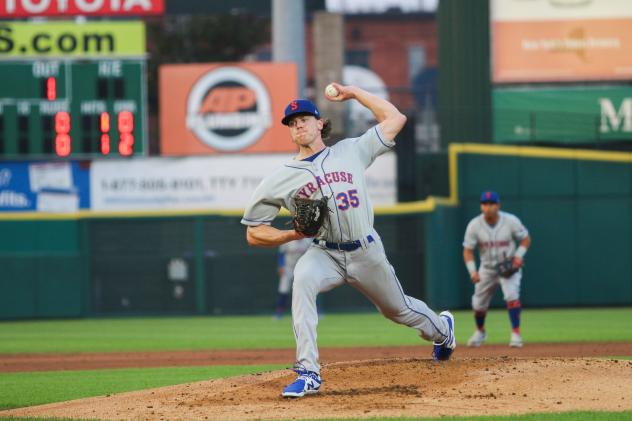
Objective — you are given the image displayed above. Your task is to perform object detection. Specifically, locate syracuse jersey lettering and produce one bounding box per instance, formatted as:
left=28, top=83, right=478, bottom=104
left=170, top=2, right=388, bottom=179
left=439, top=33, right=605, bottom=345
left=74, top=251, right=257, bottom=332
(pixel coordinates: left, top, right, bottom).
left=295, top=171, right=354, bottom=198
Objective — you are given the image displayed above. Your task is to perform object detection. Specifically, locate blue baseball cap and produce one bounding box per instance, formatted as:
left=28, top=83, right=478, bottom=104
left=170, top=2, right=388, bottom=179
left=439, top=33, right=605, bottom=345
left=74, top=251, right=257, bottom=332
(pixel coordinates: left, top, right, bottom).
left=281, top=99, right=321, bottom=125
left=480, top=191, right=500, bottom=203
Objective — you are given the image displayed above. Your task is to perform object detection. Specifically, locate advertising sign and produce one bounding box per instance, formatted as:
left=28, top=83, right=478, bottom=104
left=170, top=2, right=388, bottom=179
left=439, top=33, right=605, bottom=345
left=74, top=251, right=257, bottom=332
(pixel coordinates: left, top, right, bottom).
left=0, top=0, right=164, bottom=18
left=0, top=21, right=145, bottom=58
left=491, top=0, right=632, bottom=21
left=493, top=86, right=632, bottom=143
left=91, top=152, right=397, bottom=211
left=492, top=19, right=632, bottom=82
left=491, top=0, right=632, bottom=82
left=159, top=63, right=298, bottom=155
left=0, top=161, right=90, bottom=212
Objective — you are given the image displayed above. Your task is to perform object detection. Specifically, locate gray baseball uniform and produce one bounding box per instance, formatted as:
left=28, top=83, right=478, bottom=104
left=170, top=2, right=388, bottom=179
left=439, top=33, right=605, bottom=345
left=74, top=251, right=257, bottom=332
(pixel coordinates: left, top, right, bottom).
left=242, top=124, right=450, bottom=373
left=463, top=211, right=529, bottom=310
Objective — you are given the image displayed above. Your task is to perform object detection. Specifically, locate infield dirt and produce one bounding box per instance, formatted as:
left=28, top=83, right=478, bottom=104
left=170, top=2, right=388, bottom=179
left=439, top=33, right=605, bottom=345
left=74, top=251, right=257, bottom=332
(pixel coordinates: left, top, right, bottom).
left=2, top=344, right=632, bottom=420
left=2, top=342, right=632, bottom=372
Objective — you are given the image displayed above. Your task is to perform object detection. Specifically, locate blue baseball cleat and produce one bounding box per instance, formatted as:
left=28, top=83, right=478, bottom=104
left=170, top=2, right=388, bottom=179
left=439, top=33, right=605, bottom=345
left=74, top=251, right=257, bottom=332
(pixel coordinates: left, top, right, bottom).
left=432, top=311, right=456, bottom=361
left=282, top=367, right=322, bottom=398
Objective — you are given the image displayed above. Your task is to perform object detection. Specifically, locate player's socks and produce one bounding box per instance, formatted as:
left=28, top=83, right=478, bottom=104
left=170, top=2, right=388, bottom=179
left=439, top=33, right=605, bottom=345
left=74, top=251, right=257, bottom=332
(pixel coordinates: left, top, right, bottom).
left=474, top=310, right=486, bottom=331
left=275, top=293, right=289, bottom=317
left=506, top=299, right=521, bottom=331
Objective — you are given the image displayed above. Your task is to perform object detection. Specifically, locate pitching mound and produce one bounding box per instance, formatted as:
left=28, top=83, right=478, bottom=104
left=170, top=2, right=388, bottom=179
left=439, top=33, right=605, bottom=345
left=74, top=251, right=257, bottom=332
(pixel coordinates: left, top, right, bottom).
left=4, top=357, right=632, bottom=420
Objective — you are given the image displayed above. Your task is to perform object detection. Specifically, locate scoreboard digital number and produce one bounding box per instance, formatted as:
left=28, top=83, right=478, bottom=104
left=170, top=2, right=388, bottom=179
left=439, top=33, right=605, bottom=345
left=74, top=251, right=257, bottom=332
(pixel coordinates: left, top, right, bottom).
left=0, top=59, right=146, bottom=158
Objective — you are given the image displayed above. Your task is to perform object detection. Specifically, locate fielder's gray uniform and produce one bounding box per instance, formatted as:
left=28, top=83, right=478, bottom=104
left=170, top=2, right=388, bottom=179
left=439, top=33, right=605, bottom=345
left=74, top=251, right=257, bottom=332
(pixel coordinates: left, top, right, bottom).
left=278, top=238, right=312, bottom=294
left=463, top=211, right=529, bottom=310
left=242, top=125, right=450, bottom=373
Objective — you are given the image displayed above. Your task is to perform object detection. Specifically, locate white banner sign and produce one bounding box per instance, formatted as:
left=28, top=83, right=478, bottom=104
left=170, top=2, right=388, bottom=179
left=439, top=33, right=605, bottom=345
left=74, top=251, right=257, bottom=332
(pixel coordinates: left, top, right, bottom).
left=491, top=0, right=632, bottom=21
left=91, top=153, right=396, bottom=211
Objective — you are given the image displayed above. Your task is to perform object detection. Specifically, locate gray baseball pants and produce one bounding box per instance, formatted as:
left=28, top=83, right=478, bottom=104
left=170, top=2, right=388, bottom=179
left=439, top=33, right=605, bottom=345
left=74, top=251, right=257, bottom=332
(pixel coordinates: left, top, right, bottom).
left=472, top=268, right=521, bottom=311
left=291, top=230, right=450, bottom=373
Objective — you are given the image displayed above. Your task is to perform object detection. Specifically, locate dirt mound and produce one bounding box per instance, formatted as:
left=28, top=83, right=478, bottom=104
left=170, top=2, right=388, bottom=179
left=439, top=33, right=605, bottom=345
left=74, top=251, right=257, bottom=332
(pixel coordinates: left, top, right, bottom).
left=4, top=357, right=632, bottom=420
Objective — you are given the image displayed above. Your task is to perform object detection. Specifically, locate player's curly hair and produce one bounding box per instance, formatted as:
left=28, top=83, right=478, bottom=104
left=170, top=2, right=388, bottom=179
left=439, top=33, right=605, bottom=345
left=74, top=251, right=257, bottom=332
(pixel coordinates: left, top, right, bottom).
left=321, top=119, right=332, bottom=140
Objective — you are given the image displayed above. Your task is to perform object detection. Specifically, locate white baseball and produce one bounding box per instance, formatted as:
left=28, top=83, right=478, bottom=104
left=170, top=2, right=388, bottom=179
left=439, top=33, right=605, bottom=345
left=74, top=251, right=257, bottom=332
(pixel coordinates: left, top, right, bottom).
left=325, top=84, right=339, bottom=97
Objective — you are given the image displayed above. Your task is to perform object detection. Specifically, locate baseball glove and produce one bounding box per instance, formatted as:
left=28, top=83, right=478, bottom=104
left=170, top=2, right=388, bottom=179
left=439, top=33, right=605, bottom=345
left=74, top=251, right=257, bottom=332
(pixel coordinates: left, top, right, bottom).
left=292, top=196, right=328, bottom=236
left=496, top=258, right=518, bottom=278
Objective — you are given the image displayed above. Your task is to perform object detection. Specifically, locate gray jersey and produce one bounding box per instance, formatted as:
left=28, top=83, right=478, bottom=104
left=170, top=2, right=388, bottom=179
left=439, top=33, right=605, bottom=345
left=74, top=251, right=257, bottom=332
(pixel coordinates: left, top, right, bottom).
left=463, top=211, right=529, bottom=270
left=241, top=125, right=393, bottom=242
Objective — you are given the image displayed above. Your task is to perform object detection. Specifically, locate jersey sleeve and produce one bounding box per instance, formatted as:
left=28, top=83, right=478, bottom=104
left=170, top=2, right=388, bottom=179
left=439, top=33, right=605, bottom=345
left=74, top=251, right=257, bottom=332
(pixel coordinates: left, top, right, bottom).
left=342, top=124, right=395, bottom=168
left=509, top=215, right=529, bottom=241
left=462, top=220, right=478, bottom=250
left=241, top=177, right=283, bottom=226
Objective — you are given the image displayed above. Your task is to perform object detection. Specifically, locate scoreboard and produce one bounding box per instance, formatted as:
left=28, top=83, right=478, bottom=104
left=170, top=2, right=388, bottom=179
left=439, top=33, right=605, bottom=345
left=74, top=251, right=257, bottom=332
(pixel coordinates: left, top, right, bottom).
left=0, top=20, right=148, bottom=159
left=0, top=59, right=146, bottom=158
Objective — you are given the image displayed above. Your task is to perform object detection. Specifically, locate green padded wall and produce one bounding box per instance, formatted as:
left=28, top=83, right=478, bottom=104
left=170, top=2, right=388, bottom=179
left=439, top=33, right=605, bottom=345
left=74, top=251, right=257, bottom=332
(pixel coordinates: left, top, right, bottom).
left=0, top=220, right=85, bottom=319
left=1, top=147, right=630, bottom=320
left=83, top=213, right=427, bottom=317
left=90, top=218, right=198, bottom=315
left=424, top=205, right=464, bottom=309
left=448, top=151, right=632, bottom=309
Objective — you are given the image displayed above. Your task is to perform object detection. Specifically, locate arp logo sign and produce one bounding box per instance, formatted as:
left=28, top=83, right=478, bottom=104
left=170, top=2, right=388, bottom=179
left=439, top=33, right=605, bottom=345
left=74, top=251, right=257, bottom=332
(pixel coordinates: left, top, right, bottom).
left=160, top=63, right=297, bottom=155
left=186, top=67, right=271, bottom=151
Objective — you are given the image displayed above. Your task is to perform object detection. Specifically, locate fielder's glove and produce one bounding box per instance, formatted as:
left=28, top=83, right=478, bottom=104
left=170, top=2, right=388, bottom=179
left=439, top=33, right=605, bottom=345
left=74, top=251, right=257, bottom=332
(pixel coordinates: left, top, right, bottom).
left=496, top=258, right=519, bottom=278
left=292, top=196, right=328, bottom=237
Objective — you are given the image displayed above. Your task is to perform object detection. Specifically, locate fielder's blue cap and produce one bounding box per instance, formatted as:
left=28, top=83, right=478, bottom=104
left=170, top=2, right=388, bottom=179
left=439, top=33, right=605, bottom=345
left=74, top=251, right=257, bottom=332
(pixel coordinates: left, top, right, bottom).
left=480, top=191, right=500, bottom=203
left=281, top=99, right=321, bottom=125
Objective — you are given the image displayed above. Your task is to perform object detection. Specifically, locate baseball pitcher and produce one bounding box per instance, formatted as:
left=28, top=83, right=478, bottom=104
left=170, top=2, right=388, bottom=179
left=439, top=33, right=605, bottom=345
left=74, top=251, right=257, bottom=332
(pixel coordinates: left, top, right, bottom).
left=463, top=191, right=531, bottom=348
left=242, top=84, right=455, bottom=398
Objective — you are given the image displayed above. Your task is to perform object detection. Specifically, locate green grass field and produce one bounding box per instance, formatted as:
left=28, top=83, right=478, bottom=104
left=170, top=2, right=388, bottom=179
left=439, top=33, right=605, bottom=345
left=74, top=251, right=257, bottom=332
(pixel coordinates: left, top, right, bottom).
left=0, top=365, right=285, bottom=410
left=1, top=307, right=631, bottom=353
left=0, top=307, right=631, bottom=420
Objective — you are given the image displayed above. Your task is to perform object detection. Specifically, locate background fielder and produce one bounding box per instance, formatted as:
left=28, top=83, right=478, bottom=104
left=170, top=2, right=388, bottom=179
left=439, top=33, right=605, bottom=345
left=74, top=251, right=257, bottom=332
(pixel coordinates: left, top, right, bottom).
left=463, top=191, right=531, bottom=348
left=274, top=238, right=312, bottom=319
left=242, top=83, right=455, bottom=398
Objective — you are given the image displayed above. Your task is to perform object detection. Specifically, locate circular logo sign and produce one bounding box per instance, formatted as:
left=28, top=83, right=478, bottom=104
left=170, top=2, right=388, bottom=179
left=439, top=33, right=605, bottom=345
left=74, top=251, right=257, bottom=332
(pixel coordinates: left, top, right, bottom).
left=186, top=67, right=272, bottom=151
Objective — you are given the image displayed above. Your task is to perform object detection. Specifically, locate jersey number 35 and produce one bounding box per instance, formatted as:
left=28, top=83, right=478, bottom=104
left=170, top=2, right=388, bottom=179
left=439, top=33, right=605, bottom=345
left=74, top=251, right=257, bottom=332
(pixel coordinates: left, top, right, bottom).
left=336, top=189, right=360, bottom=210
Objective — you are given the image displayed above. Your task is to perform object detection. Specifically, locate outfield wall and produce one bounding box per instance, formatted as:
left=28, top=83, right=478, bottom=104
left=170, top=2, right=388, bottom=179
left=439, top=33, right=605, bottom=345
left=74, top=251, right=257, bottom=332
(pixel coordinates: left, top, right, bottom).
left=0, top=144, right=630, bottom=319
left=0, top=214, right=426, bottom=319
left=0, top=220, right=87, bottom=318
left=427, top=145, right=632, bottom=309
